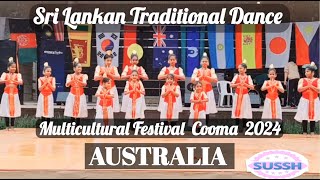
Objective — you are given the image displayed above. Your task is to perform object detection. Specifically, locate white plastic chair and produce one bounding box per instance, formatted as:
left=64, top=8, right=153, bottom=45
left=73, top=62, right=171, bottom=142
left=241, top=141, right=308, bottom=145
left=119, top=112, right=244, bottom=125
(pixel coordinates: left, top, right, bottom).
left=217, top=81, right=233, bottom=107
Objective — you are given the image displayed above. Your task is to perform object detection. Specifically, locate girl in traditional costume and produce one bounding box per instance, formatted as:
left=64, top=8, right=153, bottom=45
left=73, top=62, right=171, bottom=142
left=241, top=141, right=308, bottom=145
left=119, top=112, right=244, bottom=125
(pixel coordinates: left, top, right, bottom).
left=188, top=81, right=208, bottom=130
left=294, top=62, right=320, bottom=135
left=261, top=64, right=284, bottom=120
left=95, top=78, right=114, bottom=125
left=158, top=50, right=185, bottom=113
left=191, top=52, right=218, bottom=122
left=64, top=58, right=88, bottom=125
left=123, top=70, right=146, bottom=129
left=121, top=50, right=148, bottom=113
left=94, top=50, right=120, bottom=112
left=158, top=74, right=180, bottom=125
left=36, top=62, right=56, bottom=121
left=230, top=61, right=255, bottom=131
left=0, top=57, right=23, bottom=130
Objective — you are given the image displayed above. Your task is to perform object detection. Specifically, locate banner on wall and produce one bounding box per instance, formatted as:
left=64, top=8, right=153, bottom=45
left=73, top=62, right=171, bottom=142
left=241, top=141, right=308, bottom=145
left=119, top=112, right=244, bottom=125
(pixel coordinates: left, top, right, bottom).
left=152, top=25, right=179, bottom=69
left=67, top=24, right=92, bottom=67
left=96, top=24, right=121, bottom=67
left=235, top=24, right=262, bottom=69
left=38, top=39, right=66, bottom=101
left=9, top=19, right=37, bottom=64
left=295, top=22, right=319, bottom=66
left=122, top=25, right=137, bottom=70
left=265, top=23, right=292, bottom=68
left=208, top=25, right=235, bottom=69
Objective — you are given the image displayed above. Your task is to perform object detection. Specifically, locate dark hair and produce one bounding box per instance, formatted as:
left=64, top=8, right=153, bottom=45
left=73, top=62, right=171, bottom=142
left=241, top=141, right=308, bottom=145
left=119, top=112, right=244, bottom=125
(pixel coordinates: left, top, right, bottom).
left=305, top=65, right=317, bottom=72
left=73, top=59, right=81, bottom=68
left=131, top=53, right=138, bottom=60
left=43, top=65, right=51, bottom=73
left=7, top=61, right=16, bottom=69
left=168, top=53, right=176, bottom=60
left=166, top=73, right=175, bottom=80
left=239, top=63, right=247, bottom=69
left=131, top=70, right=138, bottom=75
left=104, top=52, right=113, bottom=60
left=268, top=68, right=277, bottom=74
left=102, top=77, right=110, bottom=83
left=193, top=81, right=202, bottom=91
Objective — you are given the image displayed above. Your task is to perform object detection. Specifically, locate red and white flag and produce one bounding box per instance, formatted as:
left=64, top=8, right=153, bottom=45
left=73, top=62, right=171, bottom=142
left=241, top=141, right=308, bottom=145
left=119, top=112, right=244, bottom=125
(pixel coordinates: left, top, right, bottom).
left=265, top=23, right=292, bottom=68
left=53, top=21, right=64, bottom=41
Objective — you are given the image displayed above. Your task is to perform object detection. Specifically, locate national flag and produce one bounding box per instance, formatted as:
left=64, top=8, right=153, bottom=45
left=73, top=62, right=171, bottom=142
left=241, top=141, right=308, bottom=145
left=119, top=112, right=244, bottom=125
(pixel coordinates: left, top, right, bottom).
left=235, top=24, right=262, bottom=69
left=185, top=26, right=201, bottom=77
left=295, top=22, right=320, bottom=66
left=53, top=21, right=64, bottom=41
left=96, top=24, right=120, bottom=67
left=265, top=23, right=292, bottom=68
left=122, top=25, right=137, bottom=70
left=152, top=25, right=179, bottom=69
left=208, top=25, right=235, bottom=69
left=9, top=19, right=37, bottom=64
left=38, top=39, right=66, bottom=101
left=67, top=24, right=92, bottom=67
left=0, top=17, right=7, bottom=40
left=35, top=22, right=55, bottom=41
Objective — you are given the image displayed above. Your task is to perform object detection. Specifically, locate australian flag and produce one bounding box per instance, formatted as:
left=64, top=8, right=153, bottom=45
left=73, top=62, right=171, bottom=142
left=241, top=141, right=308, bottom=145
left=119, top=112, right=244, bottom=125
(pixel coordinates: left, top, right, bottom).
left=153, top=25, right=179, bottom=69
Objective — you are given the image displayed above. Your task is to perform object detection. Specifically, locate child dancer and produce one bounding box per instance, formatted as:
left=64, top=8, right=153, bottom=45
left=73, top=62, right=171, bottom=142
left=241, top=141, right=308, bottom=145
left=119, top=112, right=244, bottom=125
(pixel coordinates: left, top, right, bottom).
left=123, top=70, right=146, bottom=129
left=158, top=74, right=180, bottom=125
left=230, top=61, right=255, bottom=132
left=0, top=57, right=23, bottom=130
left=36, top=62, right=56, bottom=121
left=158, top=50, right=185, bottom=113
left=261, top=64, right=284, bottom=120
left=188, top=81, right=208, bottom=131
left=64, top=58, right=88, bottom=125
left=191, top=52, right=218, bottom=122
left=95, top=78, right=114, bottom=125
left=94, top=51, right=120, bottom=112
left=121, top=50, right=148, bottom=113
left=294, top=62, right=320, bottom=135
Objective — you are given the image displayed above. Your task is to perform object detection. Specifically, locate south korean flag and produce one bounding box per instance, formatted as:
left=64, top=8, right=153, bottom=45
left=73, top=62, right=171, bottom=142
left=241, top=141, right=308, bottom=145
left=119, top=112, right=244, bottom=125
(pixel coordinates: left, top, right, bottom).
left=96, top=24, right=121, bottom=67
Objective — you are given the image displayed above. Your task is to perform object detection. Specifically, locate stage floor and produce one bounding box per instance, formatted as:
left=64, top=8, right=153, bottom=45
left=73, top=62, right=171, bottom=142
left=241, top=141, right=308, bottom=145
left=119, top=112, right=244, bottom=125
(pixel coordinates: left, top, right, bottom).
left=0, top=129, right=319, bottom=179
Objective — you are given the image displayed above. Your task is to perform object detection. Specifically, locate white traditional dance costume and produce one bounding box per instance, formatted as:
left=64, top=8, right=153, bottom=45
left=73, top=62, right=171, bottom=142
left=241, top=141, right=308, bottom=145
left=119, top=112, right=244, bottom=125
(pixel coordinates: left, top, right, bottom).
left=158, top=67, right=184, bottom=112
left=123, top=80, right=146, bottom=119
left=231, top=74, right=253, bottom=119
left=64, top=74, right=88, bottom=118
left=158, top=83, right=180, bottom=121
left=95, top=86, right=114, bottom=120
left=294, top=78, right=320, bottom=122
left=0, top=72, right=22, bottom=118
left=191, top=67, right=218, bottom=114
left=121, top=65, right=147, bottom=113
left=188, top=91, right=207, bottom=127
left=36, top=77, right=55, bottom=118
left=94, top=65, right=120, bottom=112
left=261, top=80, right=284, bottom=120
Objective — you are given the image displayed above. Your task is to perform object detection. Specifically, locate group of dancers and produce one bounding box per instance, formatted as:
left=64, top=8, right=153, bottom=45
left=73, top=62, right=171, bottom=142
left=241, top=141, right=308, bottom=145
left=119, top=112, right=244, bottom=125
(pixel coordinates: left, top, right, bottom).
left=0, top=50, right=319, bottom=135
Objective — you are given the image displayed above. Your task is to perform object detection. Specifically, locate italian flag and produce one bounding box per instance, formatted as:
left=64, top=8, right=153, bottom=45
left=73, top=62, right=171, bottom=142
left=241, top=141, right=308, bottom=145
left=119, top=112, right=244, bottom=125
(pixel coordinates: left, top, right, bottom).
left=235, top=24, right=262, bottom=69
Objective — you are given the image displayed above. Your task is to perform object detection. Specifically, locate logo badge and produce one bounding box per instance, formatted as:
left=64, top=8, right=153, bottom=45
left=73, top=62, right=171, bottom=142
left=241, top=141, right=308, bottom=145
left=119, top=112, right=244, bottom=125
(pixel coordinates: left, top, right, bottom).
left=246, top=150, right=308, bottom=179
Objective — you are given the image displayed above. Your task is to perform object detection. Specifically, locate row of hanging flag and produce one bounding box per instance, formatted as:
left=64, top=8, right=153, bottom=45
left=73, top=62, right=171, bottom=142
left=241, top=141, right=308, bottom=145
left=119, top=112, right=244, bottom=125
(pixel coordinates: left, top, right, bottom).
left=0, top=18, right=319, bottom=72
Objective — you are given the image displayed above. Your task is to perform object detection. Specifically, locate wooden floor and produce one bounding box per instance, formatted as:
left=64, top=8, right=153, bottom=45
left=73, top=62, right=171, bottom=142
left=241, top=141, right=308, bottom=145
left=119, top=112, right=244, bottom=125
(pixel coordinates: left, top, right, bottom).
left=0, top=128, right=319, bottom=179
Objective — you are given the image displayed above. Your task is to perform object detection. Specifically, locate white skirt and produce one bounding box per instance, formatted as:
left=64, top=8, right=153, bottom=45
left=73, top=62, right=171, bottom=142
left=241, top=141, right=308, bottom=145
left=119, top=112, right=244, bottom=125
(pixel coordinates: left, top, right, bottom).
left=188, top=110, right=206, bottom=127
left=158, top=100, right=180, bottom=121
left=205, top=90, right=218, bottom=114
left=294, top=97, right=320, bottom=122
left=261, top=97, right=282, bottom=120
left=64, top=93, right=88, bottom=118
left=0, top=93, right=21, bottom=118
left=123, top=96, right=146, bottom=119
left=231, top=94, right=252, bottom=119
left=95, top=105, right=114, bottom=119
left=96, top=86, right=120, bottom=113
left=36, top=94, right=54, bottom=118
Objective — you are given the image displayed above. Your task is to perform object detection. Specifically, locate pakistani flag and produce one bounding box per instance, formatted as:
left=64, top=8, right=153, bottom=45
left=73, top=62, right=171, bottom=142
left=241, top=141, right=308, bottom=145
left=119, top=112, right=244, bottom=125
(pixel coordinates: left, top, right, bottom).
left=96, top=24, right=121, bottom=67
